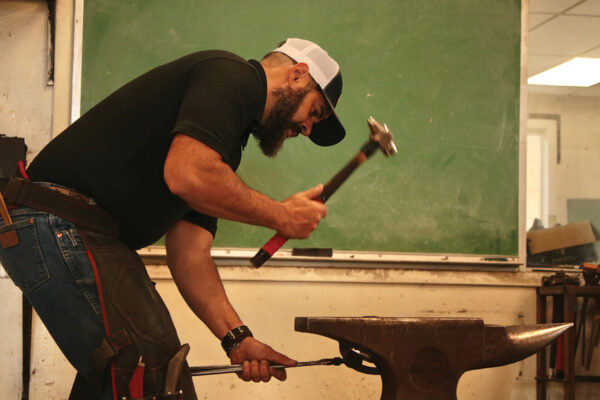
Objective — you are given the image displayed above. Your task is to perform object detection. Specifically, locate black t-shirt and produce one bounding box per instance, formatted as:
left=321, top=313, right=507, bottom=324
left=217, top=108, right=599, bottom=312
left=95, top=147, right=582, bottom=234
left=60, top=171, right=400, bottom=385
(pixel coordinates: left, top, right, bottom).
left=27, top=50, right=267, bottom=249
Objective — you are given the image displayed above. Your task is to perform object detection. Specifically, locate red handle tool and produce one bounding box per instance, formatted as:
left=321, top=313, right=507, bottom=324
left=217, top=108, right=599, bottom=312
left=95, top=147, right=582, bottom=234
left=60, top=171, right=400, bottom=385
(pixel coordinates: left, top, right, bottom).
left=250, top=140, right=380, bottom=267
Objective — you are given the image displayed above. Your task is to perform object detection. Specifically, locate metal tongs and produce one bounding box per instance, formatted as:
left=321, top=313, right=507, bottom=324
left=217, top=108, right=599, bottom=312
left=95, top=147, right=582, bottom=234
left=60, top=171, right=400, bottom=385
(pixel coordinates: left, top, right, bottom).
left=190, top=357, right=344, bottom=376
left=190, top=341, right=380, bottom=376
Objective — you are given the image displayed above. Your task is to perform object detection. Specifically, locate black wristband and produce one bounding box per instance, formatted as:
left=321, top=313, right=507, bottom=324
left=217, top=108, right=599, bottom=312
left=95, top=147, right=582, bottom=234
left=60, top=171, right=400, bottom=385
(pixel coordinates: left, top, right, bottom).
left=221, top=325, right=253, bottom=357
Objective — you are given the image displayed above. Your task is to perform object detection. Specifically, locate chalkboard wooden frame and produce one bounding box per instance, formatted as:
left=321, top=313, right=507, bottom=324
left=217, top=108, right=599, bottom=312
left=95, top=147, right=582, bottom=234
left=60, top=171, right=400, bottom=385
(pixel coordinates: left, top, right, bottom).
left=72, top=0, right=527, bottom=266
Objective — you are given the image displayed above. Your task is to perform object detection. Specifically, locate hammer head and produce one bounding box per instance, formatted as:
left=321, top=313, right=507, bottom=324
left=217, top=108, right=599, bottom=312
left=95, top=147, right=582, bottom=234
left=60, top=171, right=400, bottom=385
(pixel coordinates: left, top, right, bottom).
left=367, top=116, right=398, bottom=156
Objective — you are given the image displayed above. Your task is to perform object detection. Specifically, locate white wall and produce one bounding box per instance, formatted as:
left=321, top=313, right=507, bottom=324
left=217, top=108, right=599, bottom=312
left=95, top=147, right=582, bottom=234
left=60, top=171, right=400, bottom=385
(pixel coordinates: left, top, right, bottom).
left=528, top=94, right=600, bottom=226
left=1, top=2, right=54, bottom=399
left=0, top=0, right=53, bottom=159
left=0, top=279, right=23, bottom=400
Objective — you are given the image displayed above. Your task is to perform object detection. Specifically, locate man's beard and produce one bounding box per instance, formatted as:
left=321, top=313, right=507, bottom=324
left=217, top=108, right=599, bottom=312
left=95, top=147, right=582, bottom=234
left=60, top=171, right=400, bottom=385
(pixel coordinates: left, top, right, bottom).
left=252, top=86, right=311, bottom=157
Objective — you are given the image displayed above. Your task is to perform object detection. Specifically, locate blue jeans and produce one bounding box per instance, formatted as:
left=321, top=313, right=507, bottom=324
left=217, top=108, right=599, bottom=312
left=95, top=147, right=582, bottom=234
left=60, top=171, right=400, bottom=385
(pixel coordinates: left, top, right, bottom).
left=0, top=204, right=113, bottom=399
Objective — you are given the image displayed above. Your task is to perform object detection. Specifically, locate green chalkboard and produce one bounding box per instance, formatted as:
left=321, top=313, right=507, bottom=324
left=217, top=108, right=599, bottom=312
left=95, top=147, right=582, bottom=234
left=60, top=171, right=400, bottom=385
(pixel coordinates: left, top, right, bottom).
left=81, top=0, right=521, bottom=255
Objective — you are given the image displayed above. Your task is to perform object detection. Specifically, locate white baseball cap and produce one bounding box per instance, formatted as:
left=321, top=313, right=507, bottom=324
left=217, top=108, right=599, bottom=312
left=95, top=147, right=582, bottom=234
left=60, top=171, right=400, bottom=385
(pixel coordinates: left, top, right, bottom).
left=273, top=38, right=345, bottom=146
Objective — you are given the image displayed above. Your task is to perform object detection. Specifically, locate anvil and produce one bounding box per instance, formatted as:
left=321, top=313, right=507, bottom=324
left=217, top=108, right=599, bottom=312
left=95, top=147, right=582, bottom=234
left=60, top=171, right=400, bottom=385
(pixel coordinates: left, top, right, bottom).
left=295, top=317, right=572, bottom=400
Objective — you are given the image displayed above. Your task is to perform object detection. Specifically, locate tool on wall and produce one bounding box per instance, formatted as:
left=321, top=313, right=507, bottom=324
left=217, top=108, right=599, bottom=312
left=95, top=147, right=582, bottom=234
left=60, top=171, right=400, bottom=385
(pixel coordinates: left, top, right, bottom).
left=578, top=263, right=600, bottom=369
left=586, top=315, right=600, bottom=370
left=250, top=117, right=398, bottom=267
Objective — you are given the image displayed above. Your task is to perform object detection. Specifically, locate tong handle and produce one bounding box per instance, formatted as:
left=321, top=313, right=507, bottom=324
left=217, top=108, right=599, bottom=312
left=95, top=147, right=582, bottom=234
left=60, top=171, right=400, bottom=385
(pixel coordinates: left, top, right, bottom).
left=189, top=357, right=343, bottom=376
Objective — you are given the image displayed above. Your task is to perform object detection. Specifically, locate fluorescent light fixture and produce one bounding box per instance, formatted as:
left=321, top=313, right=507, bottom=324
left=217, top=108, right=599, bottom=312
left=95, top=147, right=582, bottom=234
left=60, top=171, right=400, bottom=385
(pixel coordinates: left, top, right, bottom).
left=528, top=57, right=600, bottom=87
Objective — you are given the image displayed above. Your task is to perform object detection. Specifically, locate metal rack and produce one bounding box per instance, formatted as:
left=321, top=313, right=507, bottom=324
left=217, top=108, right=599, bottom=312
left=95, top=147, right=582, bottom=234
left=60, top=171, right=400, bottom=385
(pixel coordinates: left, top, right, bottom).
left=536, top=285, right=600, bottom=400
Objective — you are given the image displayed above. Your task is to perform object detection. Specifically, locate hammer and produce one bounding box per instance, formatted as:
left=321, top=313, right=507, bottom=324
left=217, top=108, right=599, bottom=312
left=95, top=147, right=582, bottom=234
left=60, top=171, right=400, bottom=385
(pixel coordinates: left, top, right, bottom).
left=250, top=116, right=397, bottom=267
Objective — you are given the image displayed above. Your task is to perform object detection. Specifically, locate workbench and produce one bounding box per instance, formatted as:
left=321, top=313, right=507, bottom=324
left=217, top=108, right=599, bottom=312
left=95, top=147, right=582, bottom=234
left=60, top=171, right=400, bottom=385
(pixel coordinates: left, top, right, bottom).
left=536, top=285, right=600, bottom=400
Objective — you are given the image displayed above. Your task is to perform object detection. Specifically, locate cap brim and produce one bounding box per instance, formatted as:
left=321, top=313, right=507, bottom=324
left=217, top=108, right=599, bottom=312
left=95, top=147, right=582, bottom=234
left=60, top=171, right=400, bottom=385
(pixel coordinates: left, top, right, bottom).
left=309, top=95, right=346, bottom=146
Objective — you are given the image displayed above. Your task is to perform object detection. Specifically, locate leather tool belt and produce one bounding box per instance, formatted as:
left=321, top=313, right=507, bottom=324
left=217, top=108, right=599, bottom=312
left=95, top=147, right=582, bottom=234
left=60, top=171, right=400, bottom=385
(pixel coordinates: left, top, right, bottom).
left=79, top=229, right=197, bottom=400
left=0, top=177, right=118, bottom=238
left=1, top=177, right=196, bottom=399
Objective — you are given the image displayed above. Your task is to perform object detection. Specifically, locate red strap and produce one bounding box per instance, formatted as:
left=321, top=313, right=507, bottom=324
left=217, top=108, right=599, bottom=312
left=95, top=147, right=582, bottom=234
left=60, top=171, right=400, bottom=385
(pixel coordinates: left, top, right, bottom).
left=128, top=359, right=145, bottom=398
left=83, top=240, right=117, bottom=400
left=555, top=335, right=564, bottom=372
left=18, top=161, right=30, bottom=180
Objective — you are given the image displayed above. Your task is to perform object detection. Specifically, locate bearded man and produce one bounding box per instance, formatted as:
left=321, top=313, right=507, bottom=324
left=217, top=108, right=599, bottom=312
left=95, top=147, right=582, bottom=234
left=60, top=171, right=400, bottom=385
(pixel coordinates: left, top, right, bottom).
left=0, top=38, right=345, bottom=400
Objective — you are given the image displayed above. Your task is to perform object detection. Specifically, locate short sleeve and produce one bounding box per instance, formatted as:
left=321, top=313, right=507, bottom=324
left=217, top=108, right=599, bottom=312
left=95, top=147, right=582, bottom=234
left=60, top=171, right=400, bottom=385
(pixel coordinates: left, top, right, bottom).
left=171, top=58, right=262, bottom=163
left=182, top=210, right=218, bottom=237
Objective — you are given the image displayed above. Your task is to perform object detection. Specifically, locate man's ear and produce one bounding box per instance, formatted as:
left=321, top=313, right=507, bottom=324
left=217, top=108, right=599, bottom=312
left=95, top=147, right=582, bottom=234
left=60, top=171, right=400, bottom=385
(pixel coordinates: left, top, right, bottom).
left=288, top=62, right=310, bottom=88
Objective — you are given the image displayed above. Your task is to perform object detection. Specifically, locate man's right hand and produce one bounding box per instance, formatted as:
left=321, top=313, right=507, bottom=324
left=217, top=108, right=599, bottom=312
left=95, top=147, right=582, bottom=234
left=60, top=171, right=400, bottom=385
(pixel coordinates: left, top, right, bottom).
left=230, top=336, right=297, bottom=382
left=277, top=184, right=328, bottom=239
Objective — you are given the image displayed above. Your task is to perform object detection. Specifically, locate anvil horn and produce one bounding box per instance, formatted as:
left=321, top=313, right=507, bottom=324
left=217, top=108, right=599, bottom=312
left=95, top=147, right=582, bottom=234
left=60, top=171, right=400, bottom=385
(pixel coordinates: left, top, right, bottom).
left=474, top=322, right=573, bottom=369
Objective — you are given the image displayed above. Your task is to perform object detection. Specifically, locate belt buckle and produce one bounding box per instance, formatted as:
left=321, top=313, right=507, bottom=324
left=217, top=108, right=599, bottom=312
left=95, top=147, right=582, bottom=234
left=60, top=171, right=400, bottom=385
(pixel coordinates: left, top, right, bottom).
left=47, top=185, right=95, bottom=205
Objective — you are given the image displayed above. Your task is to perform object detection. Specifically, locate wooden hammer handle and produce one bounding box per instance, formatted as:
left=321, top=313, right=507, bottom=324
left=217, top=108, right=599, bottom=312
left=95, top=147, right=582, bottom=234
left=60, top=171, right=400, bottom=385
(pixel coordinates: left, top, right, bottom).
left=0, top=193, right=14, bottom=225
left=322, top=140, right=379, bottom=200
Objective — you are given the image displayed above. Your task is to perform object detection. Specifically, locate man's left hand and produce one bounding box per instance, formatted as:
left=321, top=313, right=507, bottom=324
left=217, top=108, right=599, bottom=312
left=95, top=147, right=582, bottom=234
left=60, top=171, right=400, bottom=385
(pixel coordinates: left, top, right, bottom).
left=229, top=336, right=297, bottom=382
